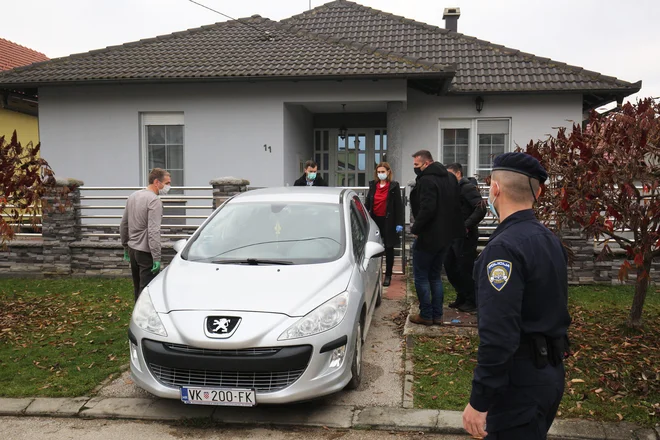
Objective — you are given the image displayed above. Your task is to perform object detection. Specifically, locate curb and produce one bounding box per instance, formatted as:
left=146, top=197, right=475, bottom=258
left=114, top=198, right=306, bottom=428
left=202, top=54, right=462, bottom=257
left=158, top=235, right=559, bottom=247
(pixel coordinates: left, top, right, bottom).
left=0, top=397, right=657, bottom=439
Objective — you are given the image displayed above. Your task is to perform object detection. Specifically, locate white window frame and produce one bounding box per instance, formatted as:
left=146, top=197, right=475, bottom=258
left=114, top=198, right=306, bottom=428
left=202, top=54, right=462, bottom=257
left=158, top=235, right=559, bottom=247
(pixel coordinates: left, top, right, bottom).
left=140, top=112, right=185, bottom=186
left=438, top=118, right=512, bottom=179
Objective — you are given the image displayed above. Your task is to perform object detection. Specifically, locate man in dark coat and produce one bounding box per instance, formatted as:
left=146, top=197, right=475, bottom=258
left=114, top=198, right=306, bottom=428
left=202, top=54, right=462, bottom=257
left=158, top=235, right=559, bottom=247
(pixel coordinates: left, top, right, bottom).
left=445, top=163, right=487, bottom=313
left=409, top=150, right=464, bottom=325
left=294, top=160, right=328, bottom=187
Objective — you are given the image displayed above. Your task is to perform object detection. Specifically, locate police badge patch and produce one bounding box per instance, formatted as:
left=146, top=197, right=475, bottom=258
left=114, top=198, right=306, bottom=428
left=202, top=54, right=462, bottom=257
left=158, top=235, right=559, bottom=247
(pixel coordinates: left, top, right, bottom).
left=487, top=260, right=512, bottom=291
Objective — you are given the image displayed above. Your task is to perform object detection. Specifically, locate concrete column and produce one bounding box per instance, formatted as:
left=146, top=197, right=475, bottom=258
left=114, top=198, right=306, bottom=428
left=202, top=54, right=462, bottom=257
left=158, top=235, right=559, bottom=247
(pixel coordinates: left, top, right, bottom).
left=41, top=178, right=84, bottom=276
left=386, top=101, right=405, bottom=184
left=210, top=177, right=250, bottom=209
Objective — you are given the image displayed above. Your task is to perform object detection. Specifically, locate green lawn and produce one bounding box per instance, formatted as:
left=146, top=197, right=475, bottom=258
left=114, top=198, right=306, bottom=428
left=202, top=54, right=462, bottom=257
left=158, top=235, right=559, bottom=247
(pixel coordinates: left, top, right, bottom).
left=0, top=278, right=134, bottom=397
left=412, top=284, right=660, bottom=428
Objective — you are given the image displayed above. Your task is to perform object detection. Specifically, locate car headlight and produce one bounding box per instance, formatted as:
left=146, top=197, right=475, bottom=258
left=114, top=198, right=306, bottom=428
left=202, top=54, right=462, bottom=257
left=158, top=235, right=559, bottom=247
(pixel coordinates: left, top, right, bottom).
left=132, top=288, right=167, bottom=337
left=279, top=292, right=349, bottom=340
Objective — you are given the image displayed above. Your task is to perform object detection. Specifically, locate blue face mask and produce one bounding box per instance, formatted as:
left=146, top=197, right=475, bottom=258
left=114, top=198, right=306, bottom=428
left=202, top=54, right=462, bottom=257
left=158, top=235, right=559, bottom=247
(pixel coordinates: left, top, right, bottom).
left=307, top=172, right=317, bottom=181
left=488, top=182, right=499, bottom=219
left=377, top=173, right=388, bottom=181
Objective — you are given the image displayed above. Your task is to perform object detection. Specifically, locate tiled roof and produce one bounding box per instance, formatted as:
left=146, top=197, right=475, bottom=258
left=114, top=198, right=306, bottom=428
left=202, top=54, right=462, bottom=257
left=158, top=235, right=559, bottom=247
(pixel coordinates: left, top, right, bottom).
left=283, top=0, right=640, bottom=95
left=0, top=38, right=49, bottom=71
left=0, top=16, right=453, bottom=87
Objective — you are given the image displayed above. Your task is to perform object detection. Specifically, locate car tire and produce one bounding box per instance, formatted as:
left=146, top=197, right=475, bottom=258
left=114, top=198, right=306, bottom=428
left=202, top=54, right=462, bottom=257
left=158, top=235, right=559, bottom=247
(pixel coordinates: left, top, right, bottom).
left=375, top=278, right=383, bottom=307
left=345, top=321, right=363, bottom=390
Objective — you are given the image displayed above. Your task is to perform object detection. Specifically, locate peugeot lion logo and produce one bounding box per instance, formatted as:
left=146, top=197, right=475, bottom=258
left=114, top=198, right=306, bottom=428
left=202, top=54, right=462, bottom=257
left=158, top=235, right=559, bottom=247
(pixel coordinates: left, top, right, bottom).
left=205, top=316, right=241, bottom=338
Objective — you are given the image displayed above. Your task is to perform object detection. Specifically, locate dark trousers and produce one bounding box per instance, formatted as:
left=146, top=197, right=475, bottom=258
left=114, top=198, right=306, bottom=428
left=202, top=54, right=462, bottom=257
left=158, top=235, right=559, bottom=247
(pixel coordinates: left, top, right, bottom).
left=412, top=241, right=449, bottom=320
left=485, top=361, right=565, bottom=440
left=372, top=215, right=395, bottom=276
left=444, top=232, right=478, bottom=305
left=129, top=248, right=157, bottom=302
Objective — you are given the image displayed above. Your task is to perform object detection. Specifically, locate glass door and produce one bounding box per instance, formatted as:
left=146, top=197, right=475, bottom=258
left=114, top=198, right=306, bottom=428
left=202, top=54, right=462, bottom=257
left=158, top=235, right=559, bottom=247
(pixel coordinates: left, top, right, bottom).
left=336, top=131, right=367, bottom=187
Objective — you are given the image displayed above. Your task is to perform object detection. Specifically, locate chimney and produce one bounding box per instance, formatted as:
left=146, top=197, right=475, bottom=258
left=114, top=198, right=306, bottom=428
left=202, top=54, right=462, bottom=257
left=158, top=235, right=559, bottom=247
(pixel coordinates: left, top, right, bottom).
left=443, top=7, right=460, bottom=32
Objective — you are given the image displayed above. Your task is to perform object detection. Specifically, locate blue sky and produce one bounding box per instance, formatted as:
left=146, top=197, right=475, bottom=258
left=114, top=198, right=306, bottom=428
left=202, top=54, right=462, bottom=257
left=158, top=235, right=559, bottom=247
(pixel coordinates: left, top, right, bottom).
left=4, top=0, right=658, bottom=109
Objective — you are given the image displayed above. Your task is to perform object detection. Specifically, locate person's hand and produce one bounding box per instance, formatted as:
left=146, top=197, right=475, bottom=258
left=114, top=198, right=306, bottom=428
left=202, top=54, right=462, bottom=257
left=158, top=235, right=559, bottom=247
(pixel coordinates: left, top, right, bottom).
left=151, top=261, right=161, bottom=274
left=396, top=225, right=403, bottom=233
left=462, top=403, right=488, bottom=438
left=123, top=249, right=130, bottom=262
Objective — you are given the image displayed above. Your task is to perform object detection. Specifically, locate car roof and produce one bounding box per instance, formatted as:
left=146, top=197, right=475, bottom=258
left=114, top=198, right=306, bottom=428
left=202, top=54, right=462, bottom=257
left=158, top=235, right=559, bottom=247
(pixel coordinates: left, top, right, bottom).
left=229, top=186, right=353, bottom=205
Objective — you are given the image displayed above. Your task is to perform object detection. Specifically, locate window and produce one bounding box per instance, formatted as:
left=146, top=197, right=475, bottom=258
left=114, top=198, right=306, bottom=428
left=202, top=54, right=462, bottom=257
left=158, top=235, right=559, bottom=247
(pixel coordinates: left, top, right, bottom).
left=476, top=120, right=509, bottom=179
left=442, top=128, right=469, bottom=171
left=313, top=130, right=330, bottom=184
left=350, top=206, right=367, bottom=261
left=141, top=113, right=184, bottom=187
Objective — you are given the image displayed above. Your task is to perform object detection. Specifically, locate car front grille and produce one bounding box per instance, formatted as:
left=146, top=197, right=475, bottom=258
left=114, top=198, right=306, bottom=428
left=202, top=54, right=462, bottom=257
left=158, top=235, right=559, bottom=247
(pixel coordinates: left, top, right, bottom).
left=163, top=343, right=280, bottom=357
left=149, top=364, right=306, bottom=392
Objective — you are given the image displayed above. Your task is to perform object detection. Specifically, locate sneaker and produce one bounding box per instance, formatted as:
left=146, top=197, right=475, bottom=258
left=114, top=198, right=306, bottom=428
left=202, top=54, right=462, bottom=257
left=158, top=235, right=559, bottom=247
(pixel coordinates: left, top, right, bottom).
left=448, top=300, right=464, bottom=309
left=458, top=303, right=477, bottom=313
left=409, top=314, right=433, bottom=326
left=383, top=275, right=392, bottom=287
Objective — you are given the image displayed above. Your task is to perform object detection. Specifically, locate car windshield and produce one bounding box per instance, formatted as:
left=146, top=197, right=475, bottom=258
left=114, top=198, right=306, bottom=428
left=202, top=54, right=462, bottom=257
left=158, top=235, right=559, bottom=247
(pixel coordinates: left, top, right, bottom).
left=183, top=201, right=345, bottom=264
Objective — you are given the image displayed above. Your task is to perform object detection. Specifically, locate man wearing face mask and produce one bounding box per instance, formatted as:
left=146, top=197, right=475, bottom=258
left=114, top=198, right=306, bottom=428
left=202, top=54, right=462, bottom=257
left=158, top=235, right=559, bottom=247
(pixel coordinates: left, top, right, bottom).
left=462, top=153, right=571, bottom=440
left=120, top=168, right=170, bottom=302
left=409, top=150, right=463, bottom=326
left=294, top=160, right=327, bottom=187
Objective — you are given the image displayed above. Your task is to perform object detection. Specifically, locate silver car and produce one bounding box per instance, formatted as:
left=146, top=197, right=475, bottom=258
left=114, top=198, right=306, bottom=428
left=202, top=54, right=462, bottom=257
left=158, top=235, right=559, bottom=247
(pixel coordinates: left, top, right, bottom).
left=128, top=187, right=385, bottom=406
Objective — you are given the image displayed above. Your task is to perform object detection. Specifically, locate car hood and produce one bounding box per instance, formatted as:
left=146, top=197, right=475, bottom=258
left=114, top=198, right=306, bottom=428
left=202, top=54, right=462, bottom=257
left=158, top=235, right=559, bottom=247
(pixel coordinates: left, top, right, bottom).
left=148, top=257, right=352, bottom=317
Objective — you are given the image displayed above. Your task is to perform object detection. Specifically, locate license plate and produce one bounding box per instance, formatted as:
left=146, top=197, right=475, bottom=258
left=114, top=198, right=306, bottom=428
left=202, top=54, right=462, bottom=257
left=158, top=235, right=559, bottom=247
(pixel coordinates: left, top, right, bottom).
left=180, top=387, right=256, bottom=407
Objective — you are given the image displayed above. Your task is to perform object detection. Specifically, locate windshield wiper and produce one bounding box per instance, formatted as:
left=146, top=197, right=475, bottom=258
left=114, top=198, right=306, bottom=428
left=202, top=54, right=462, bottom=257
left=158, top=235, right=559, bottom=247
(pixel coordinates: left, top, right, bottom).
left=212, top=258, right=294, bottom=266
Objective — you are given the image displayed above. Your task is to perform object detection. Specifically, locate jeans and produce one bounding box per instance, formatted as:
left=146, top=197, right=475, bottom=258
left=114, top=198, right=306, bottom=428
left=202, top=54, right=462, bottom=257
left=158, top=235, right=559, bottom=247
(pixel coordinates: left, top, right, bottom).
left=413, top=241, right=449, bottom=320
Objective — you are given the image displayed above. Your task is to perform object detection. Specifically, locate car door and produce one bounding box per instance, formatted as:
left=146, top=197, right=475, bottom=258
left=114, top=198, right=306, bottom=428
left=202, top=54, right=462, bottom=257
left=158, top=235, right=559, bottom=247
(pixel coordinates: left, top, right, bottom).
left=350, top=197, right=378, bottom=333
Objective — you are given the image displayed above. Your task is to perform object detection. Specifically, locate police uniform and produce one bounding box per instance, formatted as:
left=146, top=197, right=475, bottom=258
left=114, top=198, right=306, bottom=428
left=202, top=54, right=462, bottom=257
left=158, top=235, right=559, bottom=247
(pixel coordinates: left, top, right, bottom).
left=469, top=153, right=572, bottom=439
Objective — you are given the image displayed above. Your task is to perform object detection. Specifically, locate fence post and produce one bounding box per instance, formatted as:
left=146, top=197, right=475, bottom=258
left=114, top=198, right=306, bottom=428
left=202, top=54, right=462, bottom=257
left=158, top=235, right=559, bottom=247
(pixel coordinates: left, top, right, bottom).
left=210, top=177, right=250, bottom=209
left=41, top=178, right=83, bottom=276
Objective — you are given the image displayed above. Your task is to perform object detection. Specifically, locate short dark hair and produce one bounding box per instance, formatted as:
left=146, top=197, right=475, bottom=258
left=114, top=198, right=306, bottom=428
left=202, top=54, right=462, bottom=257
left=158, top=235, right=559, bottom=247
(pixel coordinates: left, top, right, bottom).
left=148, top=168, right=170, bottom=185
left=447, top=163, right=463, bottom=174
left=304, top=160, right=318, bottom=169
left=412, top=150, right=433, bottom=162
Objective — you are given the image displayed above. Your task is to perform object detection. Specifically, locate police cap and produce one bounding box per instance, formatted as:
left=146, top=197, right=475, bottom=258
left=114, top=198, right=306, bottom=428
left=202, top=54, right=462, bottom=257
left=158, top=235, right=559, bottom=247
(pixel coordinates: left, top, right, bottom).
left=492, top=152, right=548, bottom=184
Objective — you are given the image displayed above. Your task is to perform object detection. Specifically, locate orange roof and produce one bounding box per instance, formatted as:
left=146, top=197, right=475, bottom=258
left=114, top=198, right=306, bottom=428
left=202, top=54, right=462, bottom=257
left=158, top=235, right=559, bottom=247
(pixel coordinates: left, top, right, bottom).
left=0, top=38, right=49, bottom=71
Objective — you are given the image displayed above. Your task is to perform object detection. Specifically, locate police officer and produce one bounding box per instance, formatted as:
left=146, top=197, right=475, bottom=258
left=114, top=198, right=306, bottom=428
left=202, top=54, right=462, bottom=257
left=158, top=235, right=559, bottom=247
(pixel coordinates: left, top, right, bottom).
left=462, top=152, right=571, bottom=439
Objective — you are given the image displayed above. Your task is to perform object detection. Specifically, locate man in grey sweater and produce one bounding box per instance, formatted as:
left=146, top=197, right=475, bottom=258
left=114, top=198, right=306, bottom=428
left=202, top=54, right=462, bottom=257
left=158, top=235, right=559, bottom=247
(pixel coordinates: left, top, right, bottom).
left=120, top=168, right=171, bottom=301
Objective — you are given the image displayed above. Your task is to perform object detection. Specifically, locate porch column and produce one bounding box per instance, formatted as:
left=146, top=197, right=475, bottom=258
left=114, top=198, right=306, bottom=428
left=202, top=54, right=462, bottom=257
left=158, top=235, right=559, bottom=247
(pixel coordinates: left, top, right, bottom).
left=386, top=101, right=405, bottom=182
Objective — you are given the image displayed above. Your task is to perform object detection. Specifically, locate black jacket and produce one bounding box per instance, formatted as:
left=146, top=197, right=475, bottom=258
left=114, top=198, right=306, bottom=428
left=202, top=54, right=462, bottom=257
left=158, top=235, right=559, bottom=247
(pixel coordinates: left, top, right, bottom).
left=458, top=177, right=487, bottom=235
left=364, top=180, right=404, bottom=248
left=410, top=162, right=464, bottom=252
left=293, top=174, right=327, bottom=187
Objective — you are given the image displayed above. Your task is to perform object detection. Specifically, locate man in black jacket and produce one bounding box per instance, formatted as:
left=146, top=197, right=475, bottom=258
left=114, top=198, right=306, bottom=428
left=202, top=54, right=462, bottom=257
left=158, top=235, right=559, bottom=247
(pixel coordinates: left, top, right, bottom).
left=409, top=150, right=464, bottom=326
left=445, top=163, right=487, bottom=313
left=294, top=160, right=328, bottom=187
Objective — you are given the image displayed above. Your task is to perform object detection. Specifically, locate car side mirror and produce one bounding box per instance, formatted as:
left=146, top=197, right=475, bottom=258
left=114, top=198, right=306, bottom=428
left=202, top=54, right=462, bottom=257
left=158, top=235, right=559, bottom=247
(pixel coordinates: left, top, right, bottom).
left=363, top=241, right=385, bottom=270
left=173, top=239, right=188, bottom=253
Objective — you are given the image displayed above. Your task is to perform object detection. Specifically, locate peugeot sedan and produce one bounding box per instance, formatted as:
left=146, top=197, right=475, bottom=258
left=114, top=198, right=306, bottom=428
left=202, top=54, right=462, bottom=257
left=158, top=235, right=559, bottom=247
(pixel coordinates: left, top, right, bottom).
left=128, top=187, right=385, bottom=406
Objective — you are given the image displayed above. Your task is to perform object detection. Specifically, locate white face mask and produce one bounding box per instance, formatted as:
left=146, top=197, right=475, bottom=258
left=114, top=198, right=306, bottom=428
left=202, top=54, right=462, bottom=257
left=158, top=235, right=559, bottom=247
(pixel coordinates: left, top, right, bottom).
left=159, top=184, right=171, bottom=196
left=377, top=173, right=388, bottom=181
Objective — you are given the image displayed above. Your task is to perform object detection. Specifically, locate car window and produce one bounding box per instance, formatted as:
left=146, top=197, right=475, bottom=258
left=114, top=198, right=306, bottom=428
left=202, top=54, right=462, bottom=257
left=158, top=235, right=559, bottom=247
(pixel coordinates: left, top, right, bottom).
left=352, top=196, right=369, bottom=231
left=184, top=202, right=345, bottom=265
left=350, top=206, right=367, bottom=261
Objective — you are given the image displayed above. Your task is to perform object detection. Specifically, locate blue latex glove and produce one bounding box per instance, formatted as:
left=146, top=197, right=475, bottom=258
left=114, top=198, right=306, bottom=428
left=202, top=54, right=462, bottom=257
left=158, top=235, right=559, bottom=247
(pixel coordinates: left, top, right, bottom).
left=151, top=261, right=161, bottom=274
left=123, top=249, right=130, bottom=262
left=395, top=225, right=403, bottom=233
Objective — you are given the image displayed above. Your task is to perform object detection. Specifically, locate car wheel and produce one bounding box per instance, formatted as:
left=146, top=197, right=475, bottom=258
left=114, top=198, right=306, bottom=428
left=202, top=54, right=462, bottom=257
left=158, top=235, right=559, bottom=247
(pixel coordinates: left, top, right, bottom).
left=375, top=277, right=383, bottom=307
left=345, top=321, right=363, bottom=390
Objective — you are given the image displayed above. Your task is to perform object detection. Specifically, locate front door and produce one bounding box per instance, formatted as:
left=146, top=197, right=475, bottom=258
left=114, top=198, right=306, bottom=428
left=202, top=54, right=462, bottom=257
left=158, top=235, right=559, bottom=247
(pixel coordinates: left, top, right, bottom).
left=313, top=128, right=387, bottom=187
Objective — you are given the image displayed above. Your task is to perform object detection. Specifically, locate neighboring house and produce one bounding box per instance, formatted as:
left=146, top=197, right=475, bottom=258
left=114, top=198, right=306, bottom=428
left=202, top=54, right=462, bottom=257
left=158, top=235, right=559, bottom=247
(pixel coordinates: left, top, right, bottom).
left=0, top=1, right=641, bottom=190
left=0, top=38, right=48, bottom=146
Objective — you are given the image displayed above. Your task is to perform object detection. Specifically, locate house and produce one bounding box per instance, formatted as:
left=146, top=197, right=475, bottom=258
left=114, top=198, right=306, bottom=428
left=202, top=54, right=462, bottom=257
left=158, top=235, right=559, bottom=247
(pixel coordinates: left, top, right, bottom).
left=0, top=1, right=641, bottom=190
left=0, top=38, right=48, bottom=147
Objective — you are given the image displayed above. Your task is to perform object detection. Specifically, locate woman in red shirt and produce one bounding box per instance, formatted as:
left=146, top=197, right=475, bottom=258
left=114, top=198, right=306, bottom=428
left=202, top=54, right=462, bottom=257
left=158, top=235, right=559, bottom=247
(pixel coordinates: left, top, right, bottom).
left=364, top=162, right=404, bottom=286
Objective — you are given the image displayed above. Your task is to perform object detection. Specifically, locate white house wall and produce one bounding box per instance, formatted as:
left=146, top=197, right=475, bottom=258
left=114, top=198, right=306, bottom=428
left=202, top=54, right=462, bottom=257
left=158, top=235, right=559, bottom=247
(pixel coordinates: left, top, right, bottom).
left=400, top=90, right=583, bottom=186
left=38, top=80, right=407, bottom=188
left=283, top=104, right=313, bottom=186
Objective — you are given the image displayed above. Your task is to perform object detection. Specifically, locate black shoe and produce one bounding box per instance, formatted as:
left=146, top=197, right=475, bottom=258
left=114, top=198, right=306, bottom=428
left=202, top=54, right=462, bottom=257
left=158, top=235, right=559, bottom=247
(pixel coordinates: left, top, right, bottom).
left=458, top=303, right=477, bottom=313
left=448, top=300, right=464, bottom=309
left=383, top=275, right=391, bottom=287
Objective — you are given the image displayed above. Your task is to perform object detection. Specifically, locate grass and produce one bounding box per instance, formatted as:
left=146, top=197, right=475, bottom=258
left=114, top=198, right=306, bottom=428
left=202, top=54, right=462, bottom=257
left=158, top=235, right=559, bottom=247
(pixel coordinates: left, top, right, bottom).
left=0, top=277, right=134, bottom=397
left=412, top=284, right=660, bottom=428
